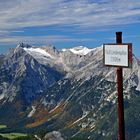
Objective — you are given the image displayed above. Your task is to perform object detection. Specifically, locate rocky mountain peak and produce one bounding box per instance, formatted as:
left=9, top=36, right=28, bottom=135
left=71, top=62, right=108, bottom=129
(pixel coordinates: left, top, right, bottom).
left=40, top=45, right=59, bottom=56
left=62, top=45, right=103, bottom=56
left=10, top=43, right=31, bottom=56
left=17, top=42, right=32, bottom=48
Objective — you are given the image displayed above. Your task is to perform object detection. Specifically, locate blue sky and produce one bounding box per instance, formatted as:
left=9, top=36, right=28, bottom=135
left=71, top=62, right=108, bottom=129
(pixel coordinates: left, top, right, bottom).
left=0, top=0, right=140, bottom=58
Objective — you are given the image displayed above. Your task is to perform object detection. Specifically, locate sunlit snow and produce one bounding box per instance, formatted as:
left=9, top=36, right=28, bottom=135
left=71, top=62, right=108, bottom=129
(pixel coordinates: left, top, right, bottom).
left=0, top=94, right=4, bottom=100
left=28, top=106, right=36, bottom=118
left=24, top=47, right=53, bottom=58
left=62, top=46, right=95, bottom=55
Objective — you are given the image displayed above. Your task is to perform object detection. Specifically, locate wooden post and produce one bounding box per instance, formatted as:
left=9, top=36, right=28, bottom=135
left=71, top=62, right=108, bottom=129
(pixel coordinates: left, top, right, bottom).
left=116, top=32, right=125, bottom=140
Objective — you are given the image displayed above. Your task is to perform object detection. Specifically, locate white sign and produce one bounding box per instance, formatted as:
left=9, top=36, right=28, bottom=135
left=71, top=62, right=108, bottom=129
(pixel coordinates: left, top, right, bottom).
left=104, top=44, right=129, bottom=67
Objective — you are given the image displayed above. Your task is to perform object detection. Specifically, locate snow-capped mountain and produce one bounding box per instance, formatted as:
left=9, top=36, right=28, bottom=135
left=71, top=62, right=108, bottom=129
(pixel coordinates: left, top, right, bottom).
left=62, top=46, right=96, bottom=55
left=0, top=44, right=64, bottom=104
left=0, top=43, right=140, bottom=140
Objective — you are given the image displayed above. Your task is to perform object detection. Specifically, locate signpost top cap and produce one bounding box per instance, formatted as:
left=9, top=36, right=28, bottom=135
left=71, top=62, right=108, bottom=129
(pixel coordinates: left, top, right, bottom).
left=116, top=32, right=122, bottom=35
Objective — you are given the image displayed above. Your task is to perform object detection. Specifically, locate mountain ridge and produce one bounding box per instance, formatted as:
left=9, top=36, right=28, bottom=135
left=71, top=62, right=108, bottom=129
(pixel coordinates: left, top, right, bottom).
left=0, top=43, right=140, bottom=139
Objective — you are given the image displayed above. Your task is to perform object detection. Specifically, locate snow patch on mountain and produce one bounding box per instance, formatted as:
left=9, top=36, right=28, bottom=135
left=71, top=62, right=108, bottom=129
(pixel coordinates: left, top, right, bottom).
left=49, top=100, right=63, bottom=113
left=72, top=110, right=89, bottom=125
left=136, top=69, right=140, bottom=91
left=106, top=91, right=117, bottom=103
left=62, top=46, right=96, bottom=55
left=0, top=94, right=4, bottom=100
left=23, top=47, right=53, bottom=58
left=28, top=106, right=36, bottom=118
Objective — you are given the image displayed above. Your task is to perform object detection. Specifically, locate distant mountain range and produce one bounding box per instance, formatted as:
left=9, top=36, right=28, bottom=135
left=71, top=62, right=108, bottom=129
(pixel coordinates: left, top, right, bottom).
left=0, top=43, right=140, bottom=140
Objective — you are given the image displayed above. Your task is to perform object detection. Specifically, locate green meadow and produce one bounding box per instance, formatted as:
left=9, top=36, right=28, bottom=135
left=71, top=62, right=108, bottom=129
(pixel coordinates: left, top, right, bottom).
left=0, top=133, right=27, bottom=139
left=0, top=124, right=7, bottom=129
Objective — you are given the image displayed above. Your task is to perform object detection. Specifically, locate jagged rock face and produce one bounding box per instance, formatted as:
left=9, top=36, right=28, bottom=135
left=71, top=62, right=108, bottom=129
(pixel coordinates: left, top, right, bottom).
left=60, top=46, right=103, bottom=72
left=41, top=45, right=59, bottom=57
left=0, top=44, right=64, bottom=104
left=0, top=54, right=5, bottom=67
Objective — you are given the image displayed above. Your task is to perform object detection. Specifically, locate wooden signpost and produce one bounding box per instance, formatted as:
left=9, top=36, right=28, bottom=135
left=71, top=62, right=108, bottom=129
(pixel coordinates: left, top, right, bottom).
left=103, top=32, right=132, bottom=140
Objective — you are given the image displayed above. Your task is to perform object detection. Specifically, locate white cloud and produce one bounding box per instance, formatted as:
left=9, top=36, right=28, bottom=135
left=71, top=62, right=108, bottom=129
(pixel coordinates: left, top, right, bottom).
left=0, top=0, right=140, bottom=30
left=0, top=35, right=94, bottom=45
left=0, top=0, right=140, bottom=45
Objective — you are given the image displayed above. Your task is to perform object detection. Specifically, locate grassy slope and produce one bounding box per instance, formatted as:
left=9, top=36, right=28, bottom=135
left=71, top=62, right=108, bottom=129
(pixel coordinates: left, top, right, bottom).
left=0, top=125, right=7, bottom=129
left=0, top=133, right=27, bottom=139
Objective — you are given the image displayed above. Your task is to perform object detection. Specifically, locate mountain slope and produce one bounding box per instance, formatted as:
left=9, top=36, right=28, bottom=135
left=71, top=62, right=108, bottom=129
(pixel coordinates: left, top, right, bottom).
left=0, top=44, right=140, bottom=140
left=0, top=44, right=65, bottom=104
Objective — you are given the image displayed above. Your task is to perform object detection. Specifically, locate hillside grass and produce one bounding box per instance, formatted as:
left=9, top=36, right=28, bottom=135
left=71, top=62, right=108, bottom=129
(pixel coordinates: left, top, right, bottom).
left=0, top=133, right=27, bottom=139
left=0, top=124, right=7, bottom=129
